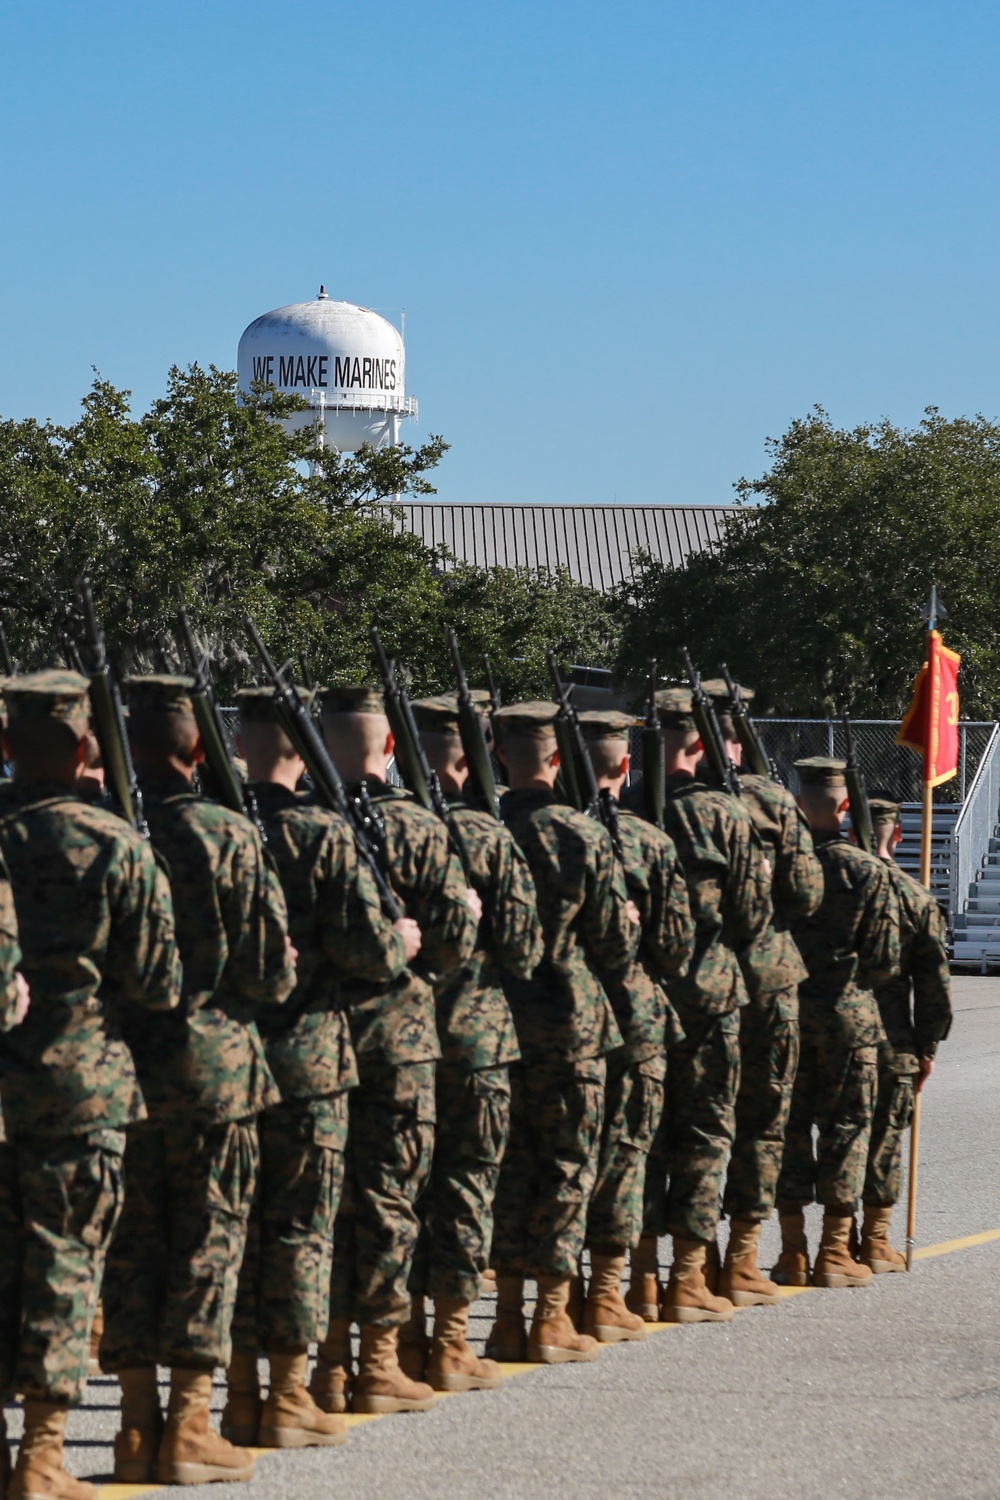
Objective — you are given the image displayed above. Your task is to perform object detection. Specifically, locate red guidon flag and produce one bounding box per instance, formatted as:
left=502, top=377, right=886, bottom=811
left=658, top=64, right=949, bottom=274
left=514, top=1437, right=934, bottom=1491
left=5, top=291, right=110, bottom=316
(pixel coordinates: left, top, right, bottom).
left=897, top=629, right=962, bottom=786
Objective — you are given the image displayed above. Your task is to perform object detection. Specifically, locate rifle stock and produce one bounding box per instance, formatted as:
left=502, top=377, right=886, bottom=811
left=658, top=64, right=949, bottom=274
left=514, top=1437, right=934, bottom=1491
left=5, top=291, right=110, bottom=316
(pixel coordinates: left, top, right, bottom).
left=78, top=579, right=147, bottom=835
left=175, top=610, right=248, bottom=821
left=642, top=657, right=665, bottom=829
left=546, top=651, right=625, bottom=859
left=448, top=630, right=500, bottom=819
left=719, top=662, right=774, bottom=781
left=679, top=646, right=741, bottom=796
left=842, top=715, right=875, bottom=855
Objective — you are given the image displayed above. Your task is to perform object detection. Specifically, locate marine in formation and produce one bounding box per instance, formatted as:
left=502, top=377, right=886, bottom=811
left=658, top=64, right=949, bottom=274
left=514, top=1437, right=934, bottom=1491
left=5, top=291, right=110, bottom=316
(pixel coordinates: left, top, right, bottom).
left=0, top=656, right=951, bottom=1499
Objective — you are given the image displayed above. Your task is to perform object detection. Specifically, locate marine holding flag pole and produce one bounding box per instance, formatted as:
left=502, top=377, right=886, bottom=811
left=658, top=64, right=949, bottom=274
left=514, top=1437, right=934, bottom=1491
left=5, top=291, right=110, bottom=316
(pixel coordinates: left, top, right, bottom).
left=896, top=585, right=961, bottom=1269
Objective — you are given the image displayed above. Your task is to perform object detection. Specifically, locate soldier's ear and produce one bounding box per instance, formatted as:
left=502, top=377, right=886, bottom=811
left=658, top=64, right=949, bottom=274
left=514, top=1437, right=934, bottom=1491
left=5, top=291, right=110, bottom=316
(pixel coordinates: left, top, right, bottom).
left=384, top=729, right=395, bottom=758
left=551, top=748, right=561, bottom=768
left=620, top=752, right=631, bottom=778
left=838, top=797, right=850, bottom=815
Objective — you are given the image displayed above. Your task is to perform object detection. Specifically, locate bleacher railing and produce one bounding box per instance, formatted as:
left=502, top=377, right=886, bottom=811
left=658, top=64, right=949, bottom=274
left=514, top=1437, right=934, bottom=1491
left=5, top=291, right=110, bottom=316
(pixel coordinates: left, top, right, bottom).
left=950, top=724, right=1000, bottom=919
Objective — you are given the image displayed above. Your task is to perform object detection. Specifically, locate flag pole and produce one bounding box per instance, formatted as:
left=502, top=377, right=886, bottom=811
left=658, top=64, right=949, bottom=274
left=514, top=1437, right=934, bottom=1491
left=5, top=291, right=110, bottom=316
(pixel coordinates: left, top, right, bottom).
left=907, top=586, right=938, bottom=1270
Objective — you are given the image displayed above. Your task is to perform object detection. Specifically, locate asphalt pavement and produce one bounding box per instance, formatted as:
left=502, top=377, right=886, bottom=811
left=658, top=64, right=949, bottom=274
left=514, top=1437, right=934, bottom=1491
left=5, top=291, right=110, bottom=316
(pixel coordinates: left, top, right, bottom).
left=9, top=975, right=1000, bottom=1500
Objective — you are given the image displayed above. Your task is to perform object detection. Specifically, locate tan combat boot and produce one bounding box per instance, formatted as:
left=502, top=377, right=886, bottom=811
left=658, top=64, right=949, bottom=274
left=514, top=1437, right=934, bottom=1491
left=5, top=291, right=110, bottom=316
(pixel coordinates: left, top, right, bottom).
left=719, top=1220, right=781, bottom=1307
left=353, top=1327, right=436, bottom=1414
left=426, top=1298, right=502, bottom=1391
left=485, top=1274, right=527, bottom=1362
left=583, top=1250, right=647, bottom=1343
left=771, top=1206, right=811, bottom=1286
left=258, top=1352, right=347, bottom=1448
left=220, top=1352, right=261, bottom=1447
left=9, top=1401, right=96, bottom=1500
left=566, top=1274, right=585, bottom=1331
left=661, top=1237, right=735, bottom=1323
left=87, top=1302, right=104, bottom=1379
left=309, top=1318, right=353, bottom=1414
left=704, top=1234, right=722, bottom=1295
left=527, top=1275, right=601, bottom=1363
left=860, top=1205, right=907, bottom=1273
left=397, top=1296, right=430, bottom=1381
left=812, top=1212, right=874, bottom=1288
left=157, top=1370, right=255, bottom=1485
left=624, top=1234, right=662, bottom=1322
left=113, top=1367, right=163, bottom=1483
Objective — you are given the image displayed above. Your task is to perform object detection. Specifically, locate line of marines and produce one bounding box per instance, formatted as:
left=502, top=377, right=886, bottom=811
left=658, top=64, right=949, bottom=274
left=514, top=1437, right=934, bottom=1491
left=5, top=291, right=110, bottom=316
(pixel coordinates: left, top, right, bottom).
left=0, top=668, right=952, bottom=1500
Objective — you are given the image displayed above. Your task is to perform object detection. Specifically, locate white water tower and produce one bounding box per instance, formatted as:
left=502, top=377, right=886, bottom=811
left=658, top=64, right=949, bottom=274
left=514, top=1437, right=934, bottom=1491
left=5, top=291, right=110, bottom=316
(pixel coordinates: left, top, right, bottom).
left=237, top=287, right=417, bottom=453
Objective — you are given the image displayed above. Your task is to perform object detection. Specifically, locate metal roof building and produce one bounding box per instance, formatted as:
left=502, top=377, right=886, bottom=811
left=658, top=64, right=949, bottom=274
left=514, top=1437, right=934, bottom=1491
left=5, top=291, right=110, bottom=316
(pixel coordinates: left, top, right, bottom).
left=390, top=502, right=737, bottom=592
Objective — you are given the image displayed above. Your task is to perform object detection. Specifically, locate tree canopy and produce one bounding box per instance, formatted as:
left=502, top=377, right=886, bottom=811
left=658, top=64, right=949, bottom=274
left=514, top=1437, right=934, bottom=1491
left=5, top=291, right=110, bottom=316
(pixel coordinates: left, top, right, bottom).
left=615, top=408, right=1000, bottom=718
left=0, top=365, right=619, bottom=699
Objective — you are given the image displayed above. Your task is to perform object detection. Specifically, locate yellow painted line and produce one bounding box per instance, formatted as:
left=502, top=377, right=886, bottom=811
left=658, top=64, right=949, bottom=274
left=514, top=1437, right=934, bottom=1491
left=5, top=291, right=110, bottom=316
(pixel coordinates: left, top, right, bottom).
left=89, top=1223, right=1000, bottom=1496
left=912, top=1225, right=1000, bottom=1260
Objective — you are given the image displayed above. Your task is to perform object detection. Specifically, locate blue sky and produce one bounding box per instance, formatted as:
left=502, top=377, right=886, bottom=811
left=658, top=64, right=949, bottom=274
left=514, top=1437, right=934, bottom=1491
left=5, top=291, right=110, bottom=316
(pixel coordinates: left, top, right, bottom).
left=2, top=1, right=998, bottom=506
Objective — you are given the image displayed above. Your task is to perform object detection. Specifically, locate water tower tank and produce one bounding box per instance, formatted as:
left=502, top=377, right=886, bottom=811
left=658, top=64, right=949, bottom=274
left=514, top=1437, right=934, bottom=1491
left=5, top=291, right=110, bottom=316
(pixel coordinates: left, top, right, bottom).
left=237, top=287, right=417, bottom=452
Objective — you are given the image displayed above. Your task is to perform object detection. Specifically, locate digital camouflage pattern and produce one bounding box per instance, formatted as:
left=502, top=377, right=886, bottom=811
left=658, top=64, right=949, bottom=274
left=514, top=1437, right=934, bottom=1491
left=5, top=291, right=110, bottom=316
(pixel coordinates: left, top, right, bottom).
left=101, top=1119, right=258, bottom=1371
left=328, top=783, right=477, bottom=1329
left=230, top=1094, right=348, bottom=1353
left=432, top=803, right=542, bottom=1072
left=0, top=784, right=179, bottom=1404
left=229, top=785, right=407, bottom=1352
left=327, top=1061, right=436, bottom=1327
left=0, top=787, right=181, bottom=1137
left=863, top=861, right=952, bottom=1207
left=411, top=801, right=541, bottom=1305
left=586, top=806, right=691, bottom=1253
left=0, top=1128, right=124, bottom=1403
left=492, top=788, right=635, bottom=1278
left=778, top=831, right=899, bottom=1209
left=724, top=775, right=822, bottom=1222
left=586, top=1051, right=665, bottom=1251
left=119, top=774, right=295, bottom=1124
left=411, top=1063, right=511, bottom=1303
left=497, top=787, right=634, bottom=1063
left=643, top=775, right=773, bottom=1243
left=491, top=1056, right=606, bottom=1277
left=339, top=782, right=477, bottom=1070
left=103, top=774, right=294, bottom=1374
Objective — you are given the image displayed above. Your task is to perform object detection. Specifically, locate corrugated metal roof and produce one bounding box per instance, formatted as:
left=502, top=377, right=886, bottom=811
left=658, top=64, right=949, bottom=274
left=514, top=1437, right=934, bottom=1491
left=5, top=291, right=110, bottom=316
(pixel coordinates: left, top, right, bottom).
left=389, top=503, right=736, bottom=591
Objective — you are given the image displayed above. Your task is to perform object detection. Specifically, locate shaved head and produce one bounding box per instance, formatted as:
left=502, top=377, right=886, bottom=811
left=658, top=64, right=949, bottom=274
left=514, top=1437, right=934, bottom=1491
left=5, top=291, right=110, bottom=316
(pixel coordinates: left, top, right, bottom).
left=323, top=710, right=394, bottom=782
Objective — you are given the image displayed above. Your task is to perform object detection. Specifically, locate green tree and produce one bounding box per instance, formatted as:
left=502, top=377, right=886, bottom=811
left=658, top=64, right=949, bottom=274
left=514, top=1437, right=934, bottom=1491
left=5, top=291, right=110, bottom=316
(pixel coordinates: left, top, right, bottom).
left=616, top=407, right=1000, bottom=718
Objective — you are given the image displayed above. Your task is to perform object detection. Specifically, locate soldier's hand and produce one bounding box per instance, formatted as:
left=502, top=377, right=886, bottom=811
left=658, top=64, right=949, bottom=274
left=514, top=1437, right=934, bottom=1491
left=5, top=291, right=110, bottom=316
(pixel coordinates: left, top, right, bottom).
left=394, top=917, right=422, bottom=962
left=12, top=971, right=29, bottom=1026
left=916, top=1055, right=935, bottom=1093
left=625, top=899, right=641, bottom=926
left=465, top=886, right=484, bottom=923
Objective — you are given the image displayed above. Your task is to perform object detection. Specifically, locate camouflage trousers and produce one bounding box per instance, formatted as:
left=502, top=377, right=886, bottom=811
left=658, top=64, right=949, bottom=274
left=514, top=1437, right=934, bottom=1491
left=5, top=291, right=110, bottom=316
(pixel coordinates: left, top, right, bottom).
left=101, top=1117, right=258, bottom=1372
left=491, top=1056, right=605, bottom=1279
left=231, top=1094, right=348, bottom=1354
left=643, top=1008, right=740, bottom=1244
left=585, top=1050, right=665, bottom=1253
left=723, top=988, right=800, bottom=1222
left=0, top=1129, right=124, bottom=1404
left=776, top=1000, right=878, bottom=1211
left=863, top=1052, right=915, bottom=1207
left=328, top=1062, right=435, bottom=1328
left=409, top=1064, right=510, bottom=1306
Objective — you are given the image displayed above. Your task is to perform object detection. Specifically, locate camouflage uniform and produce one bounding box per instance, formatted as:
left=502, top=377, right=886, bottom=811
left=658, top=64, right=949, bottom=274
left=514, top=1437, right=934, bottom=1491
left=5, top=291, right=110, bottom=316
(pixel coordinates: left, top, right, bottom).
left=327, top=771, right=477, bottom=1328
left=723, top=773, right=823, bottom=1221
left=491, top=768, right=636, bottom=1279
left=777, top=828, right=899, bottom=1210
left=586, top=803, right=694, bottom=1253
left=229, top=764, right=408, bottom=1356
left=0, top=671, right=181, bottom=1406
left=102, top=676, right=295, bottom=1375
left=643, top=770, right=773, bottom=1245
left=406, top=791, right=543, bottom=1306
left=863, top=854, right=951, bottom=1206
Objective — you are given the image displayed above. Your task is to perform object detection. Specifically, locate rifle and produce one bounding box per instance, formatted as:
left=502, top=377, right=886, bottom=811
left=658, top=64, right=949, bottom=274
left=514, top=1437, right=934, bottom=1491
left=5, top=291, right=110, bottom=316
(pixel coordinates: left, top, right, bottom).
left=678, top=646, right=741, bottom=796
left=243, top=615, right=401, bottom=920
left=842, top=715, right=875, bottom=855
left=546, top=651, right=624, bottom=859
left=78, top=578, right=147, bottom=835
left=448, top=630, right=500, bottom=819
left=719, top=662, right=776, bottom=781
left=175, top=609, right=256, bottom=824
left=642, top=658, right=665, bottom=830
left=370, top=627, right=474, bottom=882
left=481, top=654, right=508, bottom=785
